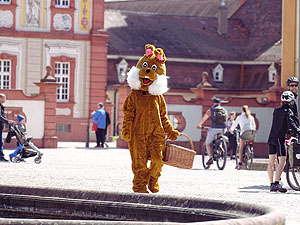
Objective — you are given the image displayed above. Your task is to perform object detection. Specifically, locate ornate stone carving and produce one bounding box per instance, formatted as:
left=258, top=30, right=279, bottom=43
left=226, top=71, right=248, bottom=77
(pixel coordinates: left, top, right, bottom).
left=53, top=14, right=72, bottom=31
left=26, top=0, right=41, bottom=28
left=0, top=10, right=13, bottom=28
left=196, top=71, right=212, bottom=88
left=41, top=66, right=56, bottom=82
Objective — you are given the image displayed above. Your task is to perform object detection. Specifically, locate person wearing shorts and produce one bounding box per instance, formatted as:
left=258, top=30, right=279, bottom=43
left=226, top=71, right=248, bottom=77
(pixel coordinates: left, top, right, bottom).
left=267, top=91, right=300, bottom=193
left=196, top=98, right=227, bottom=167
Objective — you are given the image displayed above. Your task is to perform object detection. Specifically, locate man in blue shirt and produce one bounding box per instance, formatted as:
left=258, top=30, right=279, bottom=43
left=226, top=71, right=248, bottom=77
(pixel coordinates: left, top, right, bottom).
left=91, top=102, right=106, bottom=148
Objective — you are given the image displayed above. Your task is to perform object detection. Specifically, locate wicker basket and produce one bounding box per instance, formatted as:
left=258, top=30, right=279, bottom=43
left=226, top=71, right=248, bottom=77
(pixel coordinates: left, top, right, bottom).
left=163, top=133, right=196, bottom=169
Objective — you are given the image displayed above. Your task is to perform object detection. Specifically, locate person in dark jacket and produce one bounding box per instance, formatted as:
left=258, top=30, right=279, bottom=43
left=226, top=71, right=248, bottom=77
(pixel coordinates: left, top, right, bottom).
left=0, top=94, right=15, bottom=162
left=267, top=91, right=300, bottom=193
left=104, top=110, right=111, bottom=147
left=286, top=77, right=299, bottom=116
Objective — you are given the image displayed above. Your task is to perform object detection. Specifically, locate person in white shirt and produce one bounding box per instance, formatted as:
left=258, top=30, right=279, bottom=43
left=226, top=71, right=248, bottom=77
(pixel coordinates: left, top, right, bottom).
left=230, top=105, right=256, bottom=169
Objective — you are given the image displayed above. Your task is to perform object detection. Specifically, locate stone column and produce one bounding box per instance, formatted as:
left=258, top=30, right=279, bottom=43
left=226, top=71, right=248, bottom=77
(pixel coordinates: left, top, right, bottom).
left=34, top=81, right=60, bottom=148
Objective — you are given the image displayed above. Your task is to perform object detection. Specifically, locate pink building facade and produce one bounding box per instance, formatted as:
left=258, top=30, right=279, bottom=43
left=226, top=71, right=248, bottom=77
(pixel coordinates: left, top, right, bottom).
left=0, top=0, right=109, bottom=147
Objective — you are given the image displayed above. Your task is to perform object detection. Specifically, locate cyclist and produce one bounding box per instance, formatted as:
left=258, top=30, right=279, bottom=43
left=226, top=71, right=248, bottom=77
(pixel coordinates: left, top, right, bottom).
left=196, top=98, right=227, bottom=167
left=267, top=91, right=300, bottom=193
left=286, top=77, right=299, bottom=116
left=229, top=105, right=256, bottom=170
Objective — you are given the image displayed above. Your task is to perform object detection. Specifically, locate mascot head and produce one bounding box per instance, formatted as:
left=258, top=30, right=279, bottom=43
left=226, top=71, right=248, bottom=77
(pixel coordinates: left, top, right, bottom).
left=127, top=44, right=168, bottom=95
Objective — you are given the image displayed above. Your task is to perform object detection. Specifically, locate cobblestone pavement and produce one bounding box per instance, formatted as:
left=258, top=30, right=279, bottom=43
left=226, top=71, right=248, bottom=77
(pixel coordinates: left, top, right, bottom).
left=0, top=142, right=299, bottom=225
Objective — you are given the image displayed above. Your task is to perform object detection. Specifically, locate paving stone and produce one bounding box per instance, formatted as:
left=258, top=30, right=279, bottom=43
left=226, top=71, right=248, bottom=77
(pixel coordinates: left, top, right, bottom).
left=0, top=142, right=298, bottom=225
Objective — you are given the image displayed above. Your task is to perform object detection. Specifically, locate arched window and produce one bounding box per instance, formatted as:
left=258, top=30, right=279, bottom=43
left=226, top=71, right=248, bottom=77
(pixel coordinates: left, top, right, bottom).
left=213, top=64, right=224, bottom=82
left=268, top=62, right=277, bottom=82
left=0, top=60, right=11, bottom=89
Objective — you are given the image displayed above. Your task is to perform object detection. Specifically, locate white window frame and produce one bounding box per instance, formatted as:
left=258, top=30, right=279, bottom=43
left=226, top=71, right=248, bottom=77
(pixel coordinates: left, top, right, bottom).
left=0, top=60, right=11, bottom=89
left=55, top=62, right=70, bottom=102
left=213, top=64, right=224, bottom=82
left=55, top=0, right=70, bottom=8
left=0, top=0, right=11, bottom=5
left=268, top=62, right=277, bottom=83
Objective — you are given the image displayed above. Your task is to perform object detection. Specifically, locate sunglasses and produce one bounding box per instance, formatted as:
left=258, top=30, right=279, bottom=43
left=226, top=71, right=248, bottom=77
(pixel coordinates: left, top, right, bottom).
left=288, top=84, right=298, bottom=87
left=282, top=95, right=291, bottom=100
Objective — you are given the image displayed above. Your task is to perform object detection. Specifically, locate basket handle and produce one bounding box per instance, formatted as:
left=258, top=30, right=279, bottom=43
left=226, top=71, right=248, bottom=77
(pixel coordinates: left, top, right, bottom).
left=179, top=133, right=195, bottom=151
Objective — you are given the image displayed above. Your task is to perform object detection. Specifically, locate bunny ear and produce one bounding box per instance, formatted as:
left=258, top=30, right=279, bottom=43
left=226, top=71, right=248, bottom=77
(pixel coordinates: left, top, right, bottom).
left=154, top=48, right=166, bottom=62
left=145, top=44, right=155, bottom=57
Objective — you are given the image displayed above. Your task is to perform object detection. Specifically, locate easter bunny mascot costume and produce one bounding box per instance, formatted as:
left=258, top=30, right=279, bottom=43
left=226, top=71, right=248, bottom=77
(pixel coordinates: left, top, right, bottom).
left=122, top=44, right=180, bottom=193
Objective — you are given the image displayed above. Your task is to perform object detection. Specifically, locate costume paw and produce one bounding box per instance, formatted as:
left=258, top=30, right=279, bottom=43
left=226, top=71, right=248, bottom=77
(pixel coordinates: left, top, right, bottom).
left=167, top=130, right=180, bottom=141
left=121, top=129, right=131, bottom=142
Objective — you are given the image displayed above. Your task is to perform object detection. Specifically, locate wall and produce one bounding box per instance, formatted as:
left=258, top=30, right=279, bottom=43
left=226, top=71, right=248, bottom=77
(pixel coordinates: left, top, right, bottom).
left=281, top=0, right=297, bottom=86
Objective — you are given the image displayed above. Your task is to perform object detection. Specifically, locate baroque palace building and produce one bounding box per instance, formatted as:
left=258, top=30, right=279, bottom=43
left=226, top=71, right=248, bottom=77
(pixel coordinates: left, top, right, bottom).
left=105, top=0, right=285, bottom=156
left=0, top=0, right=108, bottom=147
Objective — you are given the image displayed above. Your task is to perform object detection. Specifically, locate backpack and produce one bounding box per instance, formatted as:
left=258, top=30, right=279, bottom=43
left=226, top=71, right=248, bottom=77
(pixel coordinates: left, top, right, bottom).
left=213, top=106, right=227, bottom=124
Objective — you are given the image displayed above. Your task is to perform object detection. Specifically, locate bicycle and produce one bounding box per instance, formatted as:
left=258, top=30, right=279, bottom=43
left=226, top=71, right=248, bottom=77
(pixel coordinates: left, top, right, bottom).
left=235, top=130, right=255, bottom=170
left=285, top=136, right=300, bottom=191
left=201, top=126, right=228, bottom=170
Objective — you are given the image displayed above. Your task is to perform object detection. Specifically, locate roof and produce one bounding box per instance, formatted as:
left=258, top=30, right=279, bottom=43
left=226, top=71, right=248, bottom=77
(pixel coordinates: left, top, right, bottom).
left=105, top=0, right=282, bottom=91
left=105, top=0, right=281, bottom=61
left=105, top=0, right=241, bottom=17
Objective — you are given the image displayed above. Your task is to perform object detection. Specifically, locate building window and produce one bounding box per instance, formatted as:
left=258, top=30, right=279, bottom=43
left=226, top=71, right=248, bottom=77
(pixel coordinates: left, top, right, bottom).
left=213, top=64, right=224, bottom=82
left=268, top=62, right=277, bottom=82
left=0, top=0, right=11, bottom=5
left=55, top=0, right=70, bottom=8
left=55, top=62, right=70, bottom=102
left=0, top=60, right=11, bottom=89
left=168, top=115, right=178, bottom=130
left=56, top=124, right=70, bottom=132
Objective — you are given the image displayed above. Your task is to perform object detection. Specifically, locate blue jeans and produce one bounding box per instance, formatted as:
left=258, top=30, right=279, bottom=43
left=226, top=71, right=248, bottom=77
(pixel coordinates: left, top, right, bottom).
left=10, top=143, right=23, bottom=158
left=0, top=130, right=4, bottom=159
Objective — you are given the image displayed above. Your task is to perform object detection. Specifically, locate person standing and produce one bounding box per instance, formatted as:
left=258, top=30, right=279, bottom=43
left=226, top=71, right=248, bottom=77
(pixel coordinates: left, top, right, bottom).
left=91, top=102, right=106, bottom=148
left=104, top=109, right=111, bottom=147
left=267, top=91, right=300, bottom=193
left=0, top=93, right=15, bottom=162
left=286, top=77, right=299, bottom=116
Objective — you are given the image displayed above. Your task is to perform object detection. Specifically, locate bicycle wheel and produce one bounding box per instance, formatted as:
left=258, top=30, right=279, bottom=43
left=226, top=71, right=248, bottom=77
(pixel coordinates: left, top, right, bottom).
left=244, top=145, right=254, bottom=170
left=286, top=162, right=300, bottom=191
left=216, top=139, right=227, bottom=170
left=202, top=143, right=210, bottom=169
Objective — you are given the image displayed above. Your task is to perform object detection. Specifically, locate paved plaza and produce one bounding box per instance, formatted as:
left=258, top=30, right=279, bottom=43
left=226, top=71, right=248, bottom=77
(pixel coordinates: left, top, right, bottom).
left=0, top=141, right=299, bottom=225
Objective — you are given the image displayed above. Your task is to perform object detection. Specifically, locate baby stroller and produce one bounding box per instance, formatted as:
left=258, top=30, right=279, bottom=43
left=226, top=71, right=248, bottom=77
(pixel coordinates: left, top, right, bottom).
left=6, top=124, right=43, bottom=164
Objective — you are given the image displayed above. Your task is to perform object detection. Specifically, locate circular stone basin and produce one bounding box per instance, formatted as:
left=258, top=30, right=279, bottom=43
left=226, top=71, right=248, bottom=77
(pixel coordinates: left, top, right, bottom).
left=0, top=185, right=285, bottom=225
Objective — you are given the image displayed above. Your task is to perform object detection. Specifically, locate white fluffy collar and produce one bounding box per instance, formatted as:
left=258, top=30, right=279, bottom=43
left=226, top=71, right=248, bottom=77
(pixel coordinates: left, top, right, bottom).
left=126, top=66, right=169, bottom=95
